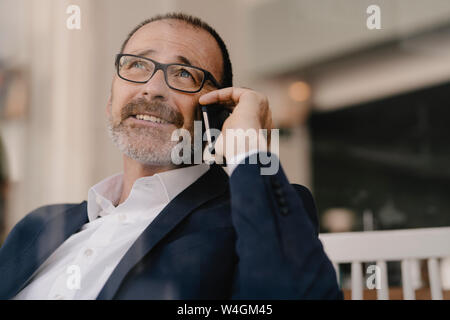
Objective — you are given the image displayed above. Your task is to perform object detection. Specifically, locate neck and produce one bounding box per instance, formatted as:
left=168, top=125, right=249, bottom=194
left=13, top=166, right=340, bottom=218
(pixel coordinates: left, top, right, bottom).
left=117, top=155, right=177, bottom=206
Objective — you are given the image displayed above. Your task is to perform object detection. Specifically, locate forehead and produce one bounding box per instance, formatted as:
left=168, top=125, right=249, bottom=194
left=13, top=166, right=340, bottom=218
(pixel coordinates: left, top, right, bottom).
left=123, top=19, right=223, bottom=80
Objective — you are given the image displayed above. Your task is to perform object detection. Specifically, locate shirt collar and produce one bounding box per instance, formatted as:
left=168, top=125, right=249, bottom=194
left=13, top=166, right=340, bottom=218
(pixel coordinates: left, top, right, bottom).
left=87, top=164, right=210, bottom=222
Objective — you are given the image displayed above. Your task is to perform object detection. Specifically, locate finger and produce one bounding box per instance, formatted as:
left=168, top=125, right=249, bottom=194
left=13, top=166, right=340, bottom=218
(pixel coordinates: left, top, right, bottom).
left=198, top=100, right=235, bottom=113
left=199, top=87, right=250, bottom=105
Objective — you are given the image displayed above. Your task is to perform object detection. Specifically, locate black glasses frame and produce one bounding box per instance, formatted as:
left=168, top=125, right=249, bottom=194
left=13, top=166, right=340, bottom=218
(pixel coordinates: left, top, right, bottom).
left=115, top=53, right=222, bottom=93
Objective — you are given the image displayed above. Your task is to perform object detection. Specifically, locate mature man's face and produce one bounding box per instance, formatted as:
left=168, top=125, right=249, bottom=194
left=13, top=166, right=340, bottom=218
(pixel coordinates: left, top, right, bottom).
left=106, top=19, right=223, bottom=166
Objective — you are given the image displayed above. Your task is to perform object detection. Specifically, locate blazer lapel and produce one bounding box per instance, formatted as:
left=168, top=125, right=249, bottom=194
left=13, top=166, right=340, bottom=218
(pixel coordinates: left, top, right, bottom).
left=96, top=164, right=229, bottom=300
left=0, top=201, right=88, bottom=299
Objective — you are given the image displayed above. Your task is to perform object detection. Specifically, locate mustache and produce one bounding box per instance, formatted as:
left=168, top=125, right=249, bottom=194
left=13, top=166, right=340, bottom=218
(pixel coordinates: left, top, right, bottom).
left=121, top=98, right=184, bottom=127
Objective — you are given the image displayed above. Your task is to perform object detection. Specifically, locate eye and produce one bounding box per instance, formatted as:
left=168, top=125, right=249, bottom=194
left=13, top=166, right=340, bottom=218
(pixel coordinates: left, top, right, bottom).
left=178, top=68, right=193, bottom=79
left=130, top=61, right=146, bottom=69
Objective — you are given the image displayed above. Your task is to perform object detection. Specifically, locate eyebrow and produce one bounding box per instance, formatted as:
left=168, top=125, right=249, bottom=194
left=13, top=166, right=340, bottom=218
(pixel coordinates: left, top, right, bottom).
left=133, top=49, right=194, bottom=66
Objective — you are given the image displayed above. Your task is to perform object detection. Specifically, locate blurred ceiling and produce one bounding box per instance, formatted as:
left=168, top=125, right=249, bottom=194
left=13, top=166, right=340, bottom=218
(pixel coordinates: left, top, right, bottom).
left=246, top=0, right=450, bottom=110
left=247, top=0, right=450, bottom=75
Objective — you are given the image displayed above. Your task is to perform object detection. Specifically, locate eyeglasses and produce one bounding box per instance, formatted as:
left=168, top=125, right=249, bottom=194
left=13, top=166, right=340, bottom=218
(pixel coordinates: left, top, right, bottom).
left=115, top=53, right=221, bottom=93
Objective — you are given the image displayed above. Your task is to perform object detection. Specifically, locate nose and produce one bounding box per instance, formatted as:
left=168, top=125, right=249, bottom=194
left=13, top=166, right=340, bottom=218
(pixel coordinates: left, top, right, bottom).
left=140, top=69, right=170, bottom=100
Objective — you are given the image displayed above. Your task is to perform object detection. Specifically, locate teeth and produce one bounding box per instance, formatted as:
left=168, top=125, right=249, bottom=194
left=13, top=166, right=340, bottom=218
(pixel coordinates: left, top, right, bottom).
left=135, top=114, right=168, bottom=124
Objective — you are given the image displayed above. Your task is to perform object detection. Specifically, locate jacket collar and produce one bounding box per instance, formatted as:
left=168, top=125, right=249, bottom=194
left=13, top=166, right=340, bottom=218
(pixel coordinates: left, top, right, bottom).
left=96, top=164, right=229, bottom=299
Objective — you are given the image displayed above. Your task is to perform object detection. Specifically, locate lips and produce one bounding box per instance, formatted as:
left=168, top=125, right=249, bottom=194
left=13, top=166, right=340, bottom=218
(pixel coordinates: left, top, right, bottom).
left=131, top=113, right=170, bottom=124
left=120, top=99, right=183, bottom=127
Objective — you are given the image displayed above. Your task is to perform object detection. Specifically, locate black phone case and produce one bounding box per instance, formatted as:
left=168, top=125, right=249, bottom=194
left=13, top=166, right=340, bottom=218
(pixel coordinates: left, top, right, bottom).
left=205, top=104, right=231, bottom=131
left=201, top=104, right=231, bottom=165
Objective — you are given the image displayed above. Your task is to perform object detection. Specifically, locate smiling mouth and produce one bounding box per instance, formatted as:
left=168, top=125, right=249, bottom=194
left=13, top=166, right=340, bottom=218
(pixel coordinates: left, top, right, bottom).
left=130, top=114, right=171, bottom=125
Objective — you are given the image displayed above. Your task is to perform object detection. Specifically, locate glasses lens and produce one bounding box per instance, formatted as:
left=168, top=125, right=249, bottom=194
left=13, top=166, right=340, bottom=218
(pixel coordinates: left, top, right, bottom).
left=118, top=55, right=154, bottom=82
left=167, top=65, right=205, bottom=92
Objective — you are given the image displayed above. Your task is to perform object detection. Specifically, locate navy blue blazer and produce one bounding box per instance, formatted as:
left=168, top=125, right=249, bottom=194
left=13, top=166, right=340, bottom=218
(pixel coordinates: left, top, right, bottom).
left=0, top=156, right=342, bottom=299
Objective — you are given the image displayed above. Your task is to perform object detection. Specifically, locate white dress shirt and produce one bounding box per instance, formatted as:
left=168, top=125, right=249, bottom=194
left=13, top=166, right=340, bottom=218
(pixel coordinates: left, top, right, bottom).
left=13, top=164, right=210, bottom=300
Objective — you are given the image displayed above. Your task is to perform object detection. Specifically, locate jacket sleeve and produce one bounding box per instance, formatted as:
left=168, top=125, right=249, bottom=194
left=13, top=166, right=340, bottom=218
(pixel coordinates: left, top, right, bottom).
left=229, top=152, right=342, bottom=299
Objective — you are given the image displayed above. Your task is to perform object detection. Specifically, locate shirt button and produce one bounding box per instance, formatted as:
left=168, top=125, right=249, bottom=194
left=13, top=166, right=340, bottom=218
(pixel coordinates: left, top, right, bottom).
left=84, top=248, right=94, bottom=257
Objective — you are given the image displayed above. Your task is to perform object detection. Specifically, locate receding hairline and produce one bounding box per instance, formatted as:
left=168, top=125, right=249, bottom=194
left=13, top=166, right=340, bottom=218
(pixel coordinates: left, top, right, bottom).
left=122, top=18, right=222, bottom=60
left=122, top=18, right=209, bottom=52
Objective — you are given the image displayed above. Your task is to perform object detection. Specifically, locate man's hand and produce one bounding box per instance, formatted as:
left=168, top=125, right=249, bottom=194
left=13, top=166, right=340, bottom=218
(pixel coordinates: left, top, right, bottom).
left=199, top=87, right=273, bottom=162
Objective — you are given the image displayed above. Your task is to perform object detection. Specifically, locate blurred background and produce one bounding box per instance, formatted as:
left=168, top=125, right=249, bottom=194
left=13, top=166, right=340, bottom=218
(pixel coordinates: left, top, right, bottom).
left=1, top=0, right=450, bottom=297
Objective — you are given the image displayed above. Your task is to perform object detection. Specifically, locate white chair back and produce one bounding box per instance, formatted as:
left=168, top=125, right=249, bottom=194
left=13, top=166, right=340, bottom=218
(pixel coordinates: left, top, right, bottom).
left=319, top=227, right=450, bottom=300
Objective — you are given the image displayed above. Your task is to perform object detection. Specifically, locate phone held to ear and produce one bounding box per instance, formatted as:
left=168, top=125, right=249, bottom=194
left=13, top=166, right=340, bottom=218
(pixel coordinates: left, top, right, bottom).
left=201, top=104, right=231, bottom=165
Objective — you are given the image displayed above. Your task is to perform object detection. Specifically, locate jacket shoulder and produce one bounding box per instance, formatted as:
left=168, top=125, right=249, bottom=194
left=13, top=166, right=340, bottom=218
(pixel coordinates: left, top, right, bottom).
left=18, top=202, right=83, bottom=226
left=1, top=202, right=84, bottom=249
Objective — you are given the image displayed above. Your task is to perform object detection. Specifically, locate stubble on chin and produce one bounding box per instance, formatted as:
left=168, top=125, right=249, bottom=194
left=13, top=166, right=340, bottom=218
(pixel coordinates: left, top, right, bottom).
left=106, top=114, right=178, bottom=166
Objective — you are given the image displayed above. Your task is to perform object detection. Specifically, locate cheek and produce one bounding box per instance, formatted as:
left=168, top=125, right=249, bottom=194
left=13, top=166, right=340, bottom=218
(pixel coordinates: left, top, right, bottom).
left=176, top=96, right=199, bottom=128
left=111, top=83, right=133, bottom=117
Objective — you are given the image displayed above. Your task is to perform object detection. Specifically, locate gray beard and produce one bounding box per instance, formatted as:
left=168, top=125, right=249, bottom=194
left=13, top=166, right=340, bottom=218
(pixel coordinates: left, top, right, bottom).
left=106, top=114, right=178, bottom=166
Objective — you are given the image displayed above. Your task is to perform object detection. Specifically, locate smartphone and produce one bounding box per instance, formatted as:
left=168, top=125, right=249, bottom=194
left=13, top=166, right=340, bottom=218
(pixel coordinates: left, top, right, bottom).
left=201, top=104, right=231, bottom=164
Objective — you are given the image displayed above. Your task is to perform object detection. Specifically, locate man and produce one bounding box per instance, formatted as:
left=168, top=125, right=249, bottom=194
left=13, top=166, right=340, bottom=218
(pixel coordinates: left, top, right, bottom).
left=0, top=13, right=342, bottom=300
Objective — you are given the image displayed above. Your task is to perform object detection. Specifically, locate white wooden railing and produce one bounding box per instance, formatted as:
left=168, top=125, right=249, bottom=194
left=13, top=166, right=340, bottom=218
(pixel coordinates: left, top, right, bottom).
left=319, top=227, right=450, bottom=300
